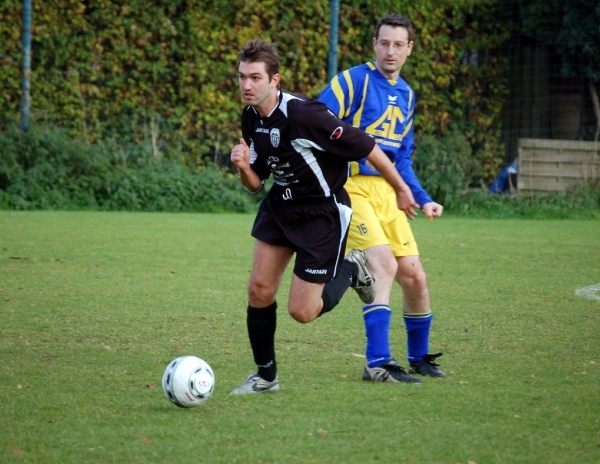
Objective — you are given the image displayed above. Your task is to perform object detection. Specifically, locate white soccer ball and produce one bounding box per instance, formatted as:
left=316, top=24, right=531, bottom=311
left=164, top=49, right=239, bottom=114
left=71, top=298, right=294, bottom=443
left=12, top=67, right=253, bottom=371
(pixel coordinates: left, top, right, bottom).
left=162, top=355, right=215, bottom=408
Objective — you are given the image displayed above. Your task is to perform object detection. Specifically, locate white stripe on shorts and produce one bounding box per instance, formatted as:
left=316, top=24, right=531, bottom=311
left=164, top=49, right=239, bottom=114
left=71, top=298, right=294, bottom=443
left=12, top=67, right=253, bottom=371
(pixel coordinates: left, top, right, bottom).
left=332, top=193, right=353, bottom=276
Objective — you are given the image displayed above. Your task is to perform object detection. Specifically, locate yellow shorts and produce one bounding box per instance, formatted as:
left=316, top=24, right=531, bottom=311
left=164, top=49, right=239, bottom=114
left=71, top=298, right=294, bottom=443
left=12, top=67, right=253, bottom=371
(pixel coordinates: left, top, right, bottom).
left=345, top=175, right=419, bottom=257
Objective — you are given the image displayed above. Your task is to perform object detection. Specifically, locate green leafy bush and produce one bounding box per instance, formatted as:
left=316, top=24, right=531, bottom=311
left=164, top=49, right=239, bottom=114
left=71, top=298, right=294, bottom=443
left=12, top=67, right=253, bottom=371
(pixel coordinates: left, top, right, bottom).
left=413, top=130, right=478, bottom=208
left=413, top=128, right=599, bottom=219
left=0, top=0, right=509, bottom=181
left=0, top=125, right=257, bottom=212
left=449, top=179, right=600, bottom=219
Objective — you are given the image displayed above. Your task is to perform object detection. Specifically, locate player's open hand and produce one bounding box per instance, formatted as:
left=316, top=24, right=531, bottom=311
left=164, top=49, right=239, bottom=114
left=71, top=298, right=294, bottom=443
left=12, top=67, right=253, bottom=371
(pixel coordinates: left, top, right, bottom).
left=421, top=202, right=443, bottom=220
left=231, top=138, right=250, bottom=170
left=396, top=188, right=419, bottom=220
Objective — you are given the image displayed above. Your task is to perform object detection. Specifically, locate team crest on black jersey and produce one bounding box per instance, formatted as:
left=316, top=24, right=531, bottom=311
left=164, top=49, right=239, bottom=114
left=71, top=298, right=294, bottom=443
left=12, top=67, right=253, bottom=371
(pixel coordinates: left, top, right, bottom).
left=270, top=128, right=280, bottom=148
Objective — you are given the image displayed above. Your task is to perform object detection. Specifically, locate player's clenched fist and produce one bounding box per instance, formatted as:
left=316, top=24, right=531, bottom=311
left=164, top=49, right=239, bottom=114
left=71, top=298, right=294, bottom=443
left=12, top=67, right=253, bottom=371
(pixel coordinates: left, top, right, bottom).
left=421, top=202, right=443, bottom=221
left=231, top=138, right=250, bottom=170
left=231, top=138, right=262, bottom=193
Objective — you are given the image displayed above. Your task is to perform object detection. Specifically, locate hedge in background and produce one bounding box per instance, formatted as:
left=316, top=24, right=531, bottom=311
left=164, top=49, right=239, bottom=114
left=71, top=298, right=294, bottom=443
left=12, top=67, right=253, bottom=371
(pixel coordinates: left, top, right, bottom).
left=1, top=123, right=597, bottom=218
left=452, top=179, right=600, bottom=220
left=1, top=0, right=508, bottom=184
left=0, top=125, right=257, bottom=212
left=413, top=130, right=478, bottom=209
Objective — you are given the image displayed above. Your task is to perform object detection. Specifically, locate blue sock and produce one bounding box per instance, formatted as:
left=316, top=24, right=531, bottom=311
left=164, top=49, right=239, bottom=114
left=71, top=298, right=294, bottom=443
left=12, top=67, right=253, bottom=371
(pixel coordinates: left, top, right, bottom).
left=363, top=304, right=392, bottom=368
left=404, top=312, right=433, bottom=363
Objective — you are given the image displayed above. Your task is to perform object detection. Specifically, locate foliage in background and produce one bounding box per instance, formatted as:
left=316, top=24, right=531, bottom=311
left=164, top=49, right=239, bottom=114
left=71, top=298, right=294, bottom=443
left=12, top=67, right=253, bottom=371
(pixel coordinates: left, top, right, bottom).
left=0, top=124, right=257, bottom=212
left=413, top=129, right=600, bottom=218
left=2, top=0, right=597, bottom=216
left=413, top=130, right=478, bottom=208
left=0, top=0, right=509, bottom=182
left=450, top=178, right=600, bottom=219
left=515, top=0, right=600, bottom=84
left=1, top=122, right=595, bottom=218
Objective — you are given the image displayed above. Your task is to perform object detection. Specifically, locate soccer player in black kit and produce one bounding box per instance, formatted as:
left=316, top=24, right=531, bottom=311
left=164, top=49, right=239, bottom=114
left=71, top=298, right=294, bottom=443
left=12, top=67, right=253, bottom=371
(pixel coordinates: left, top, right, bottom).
left=230, top=39, right=418, bottom=395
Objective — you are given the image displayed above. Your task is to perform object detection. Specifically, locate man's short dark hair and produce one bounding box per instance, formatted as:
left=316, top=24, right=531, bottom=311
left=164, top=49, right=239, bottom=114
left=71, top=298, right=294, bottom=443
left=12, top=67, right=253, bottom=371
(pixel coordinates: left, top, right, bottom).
left=375, top=14, right=414, bottom=42
left=238, top=39, right=280, bottom=79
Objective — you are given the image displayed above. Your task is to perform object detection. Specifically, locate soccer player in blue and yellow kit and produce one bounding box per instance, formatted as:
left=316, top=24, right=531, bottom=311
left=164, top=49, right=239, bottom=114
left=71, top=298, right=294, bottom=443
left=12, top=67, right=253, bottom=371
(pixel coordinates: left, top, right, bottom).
left=319, top=14, right=446, bottom=383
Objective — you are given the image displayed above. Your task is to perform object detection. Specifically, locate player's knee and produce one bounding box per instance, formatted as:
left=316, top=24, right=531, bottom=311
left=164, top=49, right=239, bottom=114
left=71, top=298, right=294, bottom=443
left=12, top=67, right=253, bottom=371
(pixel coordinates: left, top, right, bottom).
left=247, top=280, right=276, bottom=306
left=370, top=253, right=398, bottom=283
left=413, top=269, right=428, bottom=292
left=287, top=296, right=320, bottom=323
left=288, top=306, right=314, bottom=324
left=399, top=268, right=428, bottom=292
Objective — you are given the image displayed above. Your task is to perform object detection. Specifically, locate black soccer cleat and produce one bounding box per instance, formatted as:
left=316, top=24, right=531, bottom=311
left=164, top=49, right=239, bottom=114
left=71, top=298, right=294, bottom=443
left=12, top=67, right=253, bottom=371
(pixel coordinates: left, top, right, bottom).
left=363, top=358, right=422, bottom=383
left=409, top=353, right=446, bottom=378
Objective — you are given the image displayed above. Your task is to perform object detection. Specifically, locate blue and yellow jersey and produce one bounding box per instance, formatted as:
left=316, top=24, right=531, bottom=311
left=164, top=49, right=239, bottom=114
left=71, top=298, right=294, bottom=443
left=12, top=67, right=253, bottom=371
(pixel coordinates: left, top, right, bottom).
left=318, top=62, right=433, bottom=207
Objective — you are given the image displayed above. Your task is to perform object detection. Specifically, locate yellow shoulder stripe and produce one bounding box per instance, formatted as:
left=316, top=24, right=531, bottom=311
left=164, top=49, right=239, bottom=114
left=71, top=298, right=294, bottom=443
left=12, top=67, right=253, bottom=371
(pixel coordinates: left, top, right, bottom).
left=330, top=75, right=345, bottom=119
left=352, top=74, right=369, bottom=127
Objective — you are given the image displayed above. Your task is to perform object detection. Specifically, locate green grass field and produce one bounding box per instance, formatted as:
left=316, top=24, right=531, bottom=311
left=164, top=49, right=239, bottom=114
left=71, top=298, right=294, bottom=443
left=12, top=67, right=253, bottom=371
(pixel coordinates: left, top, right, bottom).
left=1, top=211, right=599, bottom=463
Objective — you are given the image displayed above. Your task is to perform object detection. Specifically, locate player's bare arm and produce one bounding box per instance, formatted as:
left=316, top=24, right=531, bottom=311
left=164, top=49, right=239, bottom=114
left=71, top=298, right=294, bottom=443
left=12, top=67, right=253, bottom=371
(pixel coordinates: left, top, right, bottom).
left=421, top=201, right=443, bottom=220
left=231, top=138, right=262, bottom=192
left=365, top=145, right=419, bottom=219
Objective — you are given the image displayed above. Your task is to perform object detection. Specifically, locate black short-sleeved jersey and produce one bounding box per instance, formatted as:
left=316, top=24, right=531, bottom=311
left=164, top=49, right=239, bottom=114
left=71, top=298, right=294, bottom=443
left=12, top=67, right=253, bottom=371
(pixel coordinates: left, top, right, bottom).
left=241, top=91, right=376, bottom=202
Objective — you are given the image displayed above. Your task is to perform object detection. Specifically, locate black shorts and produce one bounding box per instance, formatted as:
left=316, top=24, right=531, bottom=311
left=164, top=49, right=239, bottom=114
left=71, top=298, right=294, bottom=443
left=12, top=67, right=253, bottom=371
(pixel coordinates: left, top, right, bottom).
left=251, top=190, right=353, bottom=283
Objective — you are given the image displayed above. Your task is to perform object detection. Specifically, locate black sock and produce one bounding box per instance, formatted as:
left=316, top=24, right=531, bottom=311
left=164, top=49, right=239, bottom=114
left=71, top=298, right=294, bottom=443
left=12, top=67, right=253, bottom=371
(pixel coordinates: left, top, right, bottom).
left=319, top=260, right=356, bottom=316
left=247, top=301, right=277, bottom=381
